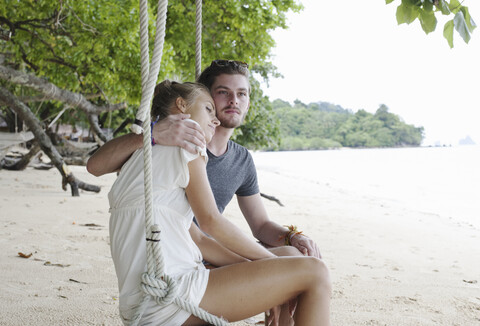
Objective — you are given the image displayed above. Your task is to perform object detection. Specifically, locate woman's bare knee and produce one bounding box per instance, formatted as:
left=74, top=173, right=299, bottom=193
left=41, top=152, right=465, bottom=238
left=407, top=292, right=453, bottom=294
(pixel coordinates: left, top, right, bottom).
left=311, top=258, right=332, bottom=296
left=296, top=257, right=331, bottom=295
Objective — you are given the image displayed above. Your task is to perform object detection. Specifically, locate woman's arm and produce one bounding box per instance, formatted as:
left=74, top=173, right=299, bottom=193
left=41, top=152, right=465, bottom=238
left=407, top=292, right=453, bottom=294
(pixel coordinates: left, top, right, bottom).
left=189, top=222, right=248, bottom=267
left=186, top=157, right=275, bottom=261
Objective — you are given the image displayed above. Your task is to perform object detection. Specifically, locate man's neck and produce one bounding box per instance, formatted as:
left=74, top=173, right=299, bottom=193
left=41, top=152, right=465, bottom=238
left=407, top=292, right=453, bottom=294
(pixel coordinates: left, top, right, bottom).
left=207, top=125, right=235, bottom=156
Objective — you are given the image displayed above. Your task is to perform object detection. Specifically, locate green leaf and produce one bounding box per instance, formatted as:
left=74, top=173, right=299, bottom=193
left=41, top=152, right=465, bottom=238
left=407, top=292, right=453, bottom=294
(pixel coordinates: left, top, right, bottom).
left=386, top=0, right=395, bottom=4
left=396, top=1, right=419, bottom=24
left=419, top=10, right=437, bottom=34
left=454, top=11, right=471, bottom=43
left=448, top=0, right=461, bottom=12
left=423, top=1, right=434, bottom=12
left=443, top=19, right=454, bottom=48
left=460, top=7, right=477, bottom=32
left=436, top=0, right=451, bottom=15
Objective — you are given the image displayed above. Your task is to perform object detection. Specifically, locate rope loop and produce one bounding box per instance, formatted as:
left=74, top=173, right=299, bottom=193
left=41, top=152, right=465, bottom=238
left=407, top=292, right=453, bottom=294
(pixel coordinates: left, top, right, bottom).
left=140, top=273, right=179, bottom=306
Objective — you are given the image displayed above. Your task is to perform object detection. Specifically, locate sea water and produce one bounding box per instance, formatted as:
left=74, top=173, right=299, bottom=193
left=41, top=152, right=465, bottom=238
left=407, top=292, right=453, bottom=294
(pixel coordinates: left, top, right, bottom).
left=252, top=145, right=480, bottom=229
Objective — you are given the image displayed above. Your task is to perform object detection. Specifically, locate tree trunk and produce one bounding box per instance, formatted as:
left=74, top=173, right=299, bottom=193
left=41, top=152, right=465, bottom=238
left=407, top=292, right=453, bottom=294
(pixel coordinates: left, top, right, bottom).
left=0, top=86, right=100, bottom=196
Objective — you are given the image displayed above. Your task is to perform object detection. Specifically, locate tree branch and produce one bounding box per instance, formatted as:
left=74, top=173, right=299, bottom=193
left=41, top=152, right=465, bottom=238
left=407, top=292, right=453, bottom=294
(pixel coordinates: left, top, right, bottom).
left=0, top=86, right=100, bottom=196
left=0, top=92, right=101, bottom=106
left=0, top=65, right=127, bottom=115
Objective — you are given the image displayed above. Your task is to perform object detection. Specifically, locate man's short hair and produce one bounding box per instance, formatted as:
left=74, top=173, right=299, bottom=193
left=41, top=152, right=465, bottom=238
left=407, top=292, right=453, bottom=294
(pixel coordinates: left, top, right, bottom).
left=197, top=60, right=251, bottom=94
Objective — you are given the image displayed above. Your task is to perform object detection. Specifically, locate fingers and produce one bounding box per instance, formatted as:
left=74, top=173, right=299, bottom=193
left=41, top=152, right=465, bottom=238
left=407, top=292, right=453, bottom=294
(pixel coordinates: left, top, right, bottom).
left=177, top=119, right=206, bottom=147
left=266, top=306, right=281, bottom=326
left=181, top=140, right=199, bottom=155
left=151, top=115, right=206, bottom=148
left=177, top=113, right=191, bottom=120
left=289, top=298, right=298, bottom=317
left=293, top=236, right=323, bottom=258
left=183, top=125, right=206, bottom=147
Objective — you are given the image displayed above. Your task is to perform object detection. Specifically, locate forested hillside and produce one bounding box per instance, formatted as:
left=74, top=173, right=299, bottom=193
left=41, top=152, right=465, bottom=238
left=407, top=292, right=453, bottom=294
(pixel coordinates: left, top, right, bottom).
left=271, top=99, right=424, bottom=150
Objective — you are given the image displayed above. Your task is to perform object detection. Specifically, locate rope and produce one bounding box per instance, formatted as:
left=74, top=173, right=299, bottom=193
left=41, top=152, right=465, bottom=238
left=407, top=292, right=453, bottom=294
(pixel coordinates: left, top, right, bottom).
left=195, top=0, right=202, bottom=80
left=128, top=1, right=227, bottom=325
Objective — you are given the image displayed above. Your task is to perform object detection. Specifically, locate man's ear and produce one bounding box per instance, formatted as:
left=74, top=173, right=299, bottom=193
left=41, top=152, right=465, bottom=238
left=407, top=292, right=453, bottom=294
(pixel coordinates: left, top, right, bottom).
left=175, top=97, right=188, bottom=113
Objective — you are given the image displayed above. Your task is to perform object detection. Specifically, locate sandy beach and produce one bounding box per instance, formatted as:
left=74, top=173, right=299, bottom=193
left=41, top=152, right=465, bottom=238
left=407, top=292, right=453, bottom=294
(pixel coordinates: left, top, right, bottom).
left=1, top=150, right=479, bottom=325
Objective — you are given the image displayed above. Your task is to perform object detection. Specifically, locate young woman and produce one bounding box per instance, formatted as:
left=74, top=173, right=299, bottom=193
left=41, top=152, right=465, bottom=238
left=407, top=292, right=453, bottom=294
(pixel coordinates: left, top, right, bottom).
left=108, top=80, right=331, bottom=326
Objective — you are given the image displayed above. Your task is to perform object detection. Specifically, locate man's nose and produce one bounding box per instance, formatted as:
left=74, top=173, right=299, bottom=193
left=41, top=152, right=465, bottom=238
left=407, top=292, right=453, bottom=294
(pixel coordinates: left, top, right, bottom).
left=228, top=93, right=238, bottom=105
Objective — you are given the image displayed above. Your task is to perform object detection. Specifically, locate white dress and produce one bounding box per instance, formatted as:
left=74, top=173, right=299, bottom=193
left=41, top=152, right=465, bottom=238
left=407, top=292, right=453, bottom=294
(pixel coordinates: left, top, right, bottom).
left=108, top=144, right=209, bottom=325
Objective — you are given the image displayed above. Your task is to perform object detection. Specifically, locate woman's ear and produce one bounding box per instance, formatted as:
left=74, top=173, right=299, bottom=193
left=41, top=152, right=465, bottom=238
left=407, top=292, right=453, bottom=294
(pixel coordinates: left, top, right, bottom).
left=175, top=97, right=188, bottom=113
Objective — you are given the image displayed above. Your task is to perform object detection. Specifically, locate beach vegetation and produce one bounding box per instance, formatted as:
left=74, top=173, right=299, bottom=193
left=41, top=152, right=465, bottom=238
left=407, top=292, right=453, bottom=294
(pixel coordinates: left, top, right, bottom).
left=270, top=100, right=424, bottom=151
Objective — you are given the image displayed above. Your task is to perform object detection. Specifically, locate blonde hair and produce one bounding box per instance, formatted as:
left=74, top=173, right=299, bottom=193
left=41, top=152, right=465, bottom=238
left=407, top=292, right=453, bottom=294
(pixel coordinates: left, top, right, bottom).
left=151, top=80, right=210, bottom=121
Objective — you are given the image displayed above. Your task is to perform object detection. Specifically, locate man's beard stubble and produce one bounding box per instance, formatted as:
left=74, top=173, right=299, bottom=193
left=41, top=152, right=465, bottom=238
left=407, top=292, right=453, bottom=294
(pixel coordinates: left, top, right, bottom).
left=218, top=106, right=246, bottom=129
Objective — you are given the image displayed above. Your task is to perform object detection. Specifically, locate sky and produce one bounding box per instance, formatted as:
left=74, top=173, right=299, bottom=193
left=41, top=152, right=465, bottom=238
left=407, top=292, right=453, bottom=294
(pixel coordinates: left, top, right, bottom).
left=260, top=0, right=480, bottom=146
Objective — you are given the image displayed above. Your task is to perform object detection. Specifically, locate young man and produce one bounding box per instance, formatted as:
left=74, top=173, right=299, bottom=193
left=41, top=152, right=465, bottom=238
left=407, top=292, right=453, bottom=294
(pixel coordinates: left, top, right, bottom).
left=87, top=60, right=324, bottom=325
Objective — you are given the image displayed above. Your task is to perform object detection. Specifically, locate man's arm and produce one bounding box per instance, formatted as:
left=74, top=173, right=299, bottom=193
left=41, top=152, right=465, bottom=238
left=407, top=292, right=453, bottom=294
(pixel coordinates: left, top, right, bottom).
left=87, top=133, right=142, bottom=176
left=237, top=193, right=322, bottom=258
left=87, top=114, right=205, bottom=176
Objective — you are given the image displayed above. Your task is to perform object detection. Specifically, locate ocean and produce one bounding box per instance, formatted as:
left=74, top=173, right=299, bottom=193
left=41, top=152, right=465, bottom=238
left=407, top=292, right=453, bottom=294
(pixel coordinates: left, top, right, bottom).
left=252, top=145, right=480, bottom=229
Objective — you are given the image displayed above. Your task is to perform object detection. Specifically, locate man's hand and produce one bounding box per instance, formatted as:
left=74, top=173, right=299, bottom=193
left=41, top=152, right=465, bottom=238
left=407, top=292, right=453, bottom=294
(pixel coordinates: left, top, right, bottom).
left=265, top=305, right=280, bottom=326
left=290, top=234, right=322, bottom=258
left=152, top=114, right=206, bottom=154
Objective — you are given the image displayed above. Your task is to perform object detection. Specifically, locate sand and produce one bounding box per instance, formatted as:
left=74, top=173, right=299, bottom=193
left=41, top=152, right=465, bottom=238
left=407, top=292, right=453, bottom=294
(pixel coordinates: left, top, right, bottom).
left=1, top=161, right=479, bottom=325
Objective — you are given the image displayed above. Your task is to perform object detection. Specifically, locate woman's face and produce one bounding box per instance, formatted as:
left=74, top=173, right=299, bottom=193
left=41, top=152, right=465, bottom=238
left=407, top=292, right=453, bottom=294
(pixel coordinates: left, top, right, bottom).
left=187, top=91, right=220, bottom=143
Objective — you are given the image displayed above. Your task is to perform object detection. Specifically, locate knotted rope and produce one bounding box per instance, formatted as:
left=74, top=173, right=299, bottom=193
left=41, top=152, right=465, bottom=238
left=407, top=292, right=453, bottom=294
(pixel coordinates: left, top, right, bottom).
left=128, top=1, right=226, bottom=325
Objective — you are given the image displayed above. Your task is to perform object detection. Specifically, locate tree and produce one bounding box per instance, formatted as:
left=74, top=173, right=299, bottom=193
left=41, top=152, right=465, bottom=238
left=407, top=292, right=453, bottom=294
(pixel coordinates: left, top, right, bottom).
left=0, top=0, right=301, bottom=138
left=0, top=0, right=302, bottom=194
left=386, top=0, right=476, bottom=48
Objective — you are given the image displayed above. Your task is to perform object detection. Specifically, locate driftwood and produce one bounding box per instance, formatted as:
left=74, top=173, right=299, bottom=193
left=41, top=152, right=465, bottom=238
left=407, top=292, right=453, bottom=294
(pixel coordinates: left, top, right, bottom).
left=0, top=86, right=100, bottom=196
left=55, top=139, right=99, bottom=166
left=260, top=193, right=284, bottom=207
left=0, top=143, right=41, bottom=170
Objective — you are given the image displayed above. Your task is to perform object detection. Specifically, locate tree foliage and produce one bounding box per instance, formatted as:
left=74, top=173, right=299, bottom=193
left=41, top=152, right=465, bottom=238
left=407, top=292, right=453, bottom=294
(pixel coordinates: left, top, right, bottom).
left=386, top=0, right=476, bottom=48
left=271, top=101, right=424, bottom=150
left=0, top=0, right=302, bottom=148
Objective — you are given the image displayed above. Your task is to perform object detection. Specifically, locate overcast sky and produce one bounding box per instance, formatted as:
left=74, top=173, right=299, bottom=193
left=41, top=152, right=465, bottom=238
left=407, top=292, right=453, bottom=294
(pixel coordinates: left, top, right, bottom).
left=260, top=0, right=480, bottom=146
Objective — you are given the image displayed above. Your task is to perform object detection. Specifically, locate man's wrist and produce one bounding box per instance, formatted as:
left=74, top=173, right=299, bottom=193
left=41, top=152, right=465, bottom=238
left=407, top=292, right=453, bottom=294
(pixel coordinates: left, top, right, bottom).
left=283, top=225, right=304, bottom=246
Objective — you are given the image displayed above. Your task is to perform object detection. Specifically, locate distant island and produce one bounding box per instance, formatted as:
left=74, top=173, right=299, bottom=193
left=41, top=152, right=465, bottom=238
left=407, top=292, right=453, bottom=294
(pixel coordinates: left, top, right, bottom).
left=459, top=135, right=476, bottom=145
left=268, top=99, right=424, bottom=151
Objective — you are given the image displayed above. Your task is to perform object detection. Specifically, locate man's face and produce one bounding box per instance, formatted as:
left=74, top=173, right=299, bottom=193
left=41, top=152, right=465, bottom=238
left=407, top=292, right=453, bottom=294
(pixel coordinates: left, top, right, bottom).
left=210, top=74, right=250, bottom=129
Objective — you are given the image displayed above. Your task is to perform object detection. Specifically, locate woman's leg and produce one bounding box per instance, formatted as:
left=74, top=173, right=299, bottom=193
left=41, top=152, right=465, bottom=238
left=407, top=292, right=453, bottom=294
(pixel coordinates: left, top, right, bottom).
left=183, top=256, right=331, bottom=326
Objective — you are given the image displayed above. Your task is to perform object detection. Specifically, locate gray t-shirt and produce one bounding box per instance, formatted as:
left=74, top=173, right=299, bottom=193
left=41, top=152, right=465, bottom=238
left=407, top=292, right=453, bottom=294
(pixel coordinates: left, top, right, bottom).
left=206, top=140, right=259, bottom=213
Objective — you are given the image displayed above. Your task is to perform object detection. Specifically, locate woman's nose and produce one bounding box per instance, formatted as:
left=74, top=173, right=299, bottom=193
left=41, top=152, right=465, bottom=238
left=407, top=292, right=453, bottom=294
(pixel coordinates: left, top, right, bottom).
left=213, top=117, right=220, bottom=126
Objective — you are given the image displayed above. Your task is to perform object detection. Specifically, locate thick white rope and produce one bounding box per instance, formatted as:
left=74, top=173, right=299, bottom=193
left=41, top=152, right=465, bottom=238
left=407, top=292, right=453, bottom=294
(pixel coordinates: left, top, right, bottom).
left=128, top=1, right=227, bottom=325
left=195, top=0, right=202, bottom=80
